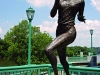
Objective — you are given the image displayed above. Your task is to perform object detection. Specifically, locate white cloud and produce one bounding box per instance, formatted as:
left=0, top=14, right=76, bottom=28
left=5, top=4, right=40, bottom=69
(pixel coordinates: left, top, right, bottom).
left=38, top=21, right=57, bottom=34
left=91, top=0, right=100, bottom=11
left=75, top=20, right=100, bottom=32
left=26, top=0, right=100, bottom=10
left=75, top=20, right=100, bottom=36
left=38, top=20, right=100, bottom=47
left=39, top=20, right=100, bottom=36
left=26, top=0, right=54, bottom=7
left=74, top=20, right=100, bottom=47
left=0, top=27, right=2, bottom=34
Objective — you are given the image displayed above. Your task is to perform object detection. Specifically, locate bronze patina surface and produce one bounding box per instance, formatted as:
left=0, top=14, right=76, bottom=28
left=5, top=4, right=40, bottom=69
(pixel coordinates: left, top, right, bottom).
left=45, top=0, right=86, bottom=75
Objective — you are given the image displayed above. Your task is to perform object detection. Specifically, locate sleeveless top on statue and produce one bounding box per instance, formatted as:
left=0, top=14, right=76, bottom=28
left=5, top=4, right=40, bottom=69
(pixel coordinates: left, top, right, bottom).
left=58, top=0, right=83, bottom=25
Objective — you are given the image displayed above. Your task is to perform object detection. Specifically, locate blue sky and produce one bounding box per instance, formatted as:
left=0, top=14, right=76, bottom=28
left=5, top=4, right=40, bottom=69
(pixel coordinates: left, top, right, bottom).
left=0, top=0, right=100, bottom=47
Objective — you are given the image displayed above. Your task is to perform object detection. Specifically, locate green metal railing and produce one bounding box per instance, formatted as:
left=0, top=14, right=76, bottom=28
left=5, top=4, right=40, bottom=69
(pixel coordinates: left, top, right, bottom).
left=0, top=64, right=100, bottom=75
left=58, top=65, right=100, bottom=75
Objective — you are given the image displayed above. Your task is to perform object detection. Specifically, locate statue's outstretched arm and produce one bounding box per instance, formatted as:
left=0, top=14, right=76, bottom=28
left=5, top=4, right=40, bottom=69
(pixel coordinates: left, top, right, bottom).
left=50, top=0, right=59, bottom=17
left=77, top=0, right=86, bottom=23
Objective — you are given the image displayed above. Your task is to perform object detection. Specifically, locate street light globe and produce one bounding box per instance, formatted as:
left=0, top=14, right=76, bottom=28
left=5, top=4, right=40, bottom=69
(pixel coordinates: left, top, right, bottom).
left=90, top=29, right=93, bottom=35
left=26, top=7, right=35, bottom=22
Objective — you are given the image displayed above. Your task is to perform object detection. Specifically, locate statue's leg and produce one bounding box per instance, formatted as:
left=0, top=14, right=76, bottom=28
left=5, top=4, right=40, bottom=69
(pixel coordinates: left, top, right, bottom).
left=45, top=26, right=76, bottom=75
left=44, top=36, right=62, bottom=75
left=44, top=33, right=71, bottom=75
left=57, top=47, right=69, bottom=75
left=45, top=48, right=58, bottom=75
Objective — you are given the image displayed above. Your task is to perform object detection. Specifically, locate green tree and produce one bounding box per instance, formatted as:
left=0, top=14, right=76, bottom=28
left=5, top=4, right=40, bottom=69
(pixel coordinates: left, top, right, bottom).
left=4, top=20, right=52, bottom=65
left=81, top=46, right=89, bottom=56
left=67, top=46, right=92, bottom=57
left=31, top=32, right=52, bottom=64
left=67, top=47, right=74, bottom=57
left=4, top=20, right=28, bottom=65
left=0, top=38, right=4, bottom=58
left=0, top=38, right=9, bottom=58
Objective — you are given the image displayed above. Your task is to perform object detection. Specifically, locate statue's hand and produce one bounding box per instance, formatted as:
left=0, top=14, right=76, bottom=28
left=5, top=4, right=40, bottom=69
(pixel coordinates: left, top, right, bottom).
left=77, top=15, right=86, bottom=23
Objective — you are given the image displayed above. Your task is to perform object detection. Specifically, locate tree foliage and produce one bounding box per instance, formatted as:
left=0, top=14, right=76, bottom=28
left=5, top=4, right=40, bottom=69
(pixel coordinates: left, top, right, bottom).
left=0, top=38, right=4, bottom=58
left=0, top=20, right=98, bottom=65
left=0, top=38, right=9, bottom=58
left=4, top=20, right=52, bottom=65
left=31, top=32, right=52, bottom=64
left=67, top=46, right=97, bottom=57
left=4, top=20, right=29, bottom=65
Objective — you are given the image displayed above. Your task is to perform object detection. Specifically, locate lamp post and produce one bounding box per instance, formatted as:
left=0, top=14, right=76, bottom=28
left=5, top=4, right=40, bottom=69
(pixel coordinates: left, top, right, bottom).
left=26, top=7, right=35, bottom=64
left=90, top=29, right=93, bottom=56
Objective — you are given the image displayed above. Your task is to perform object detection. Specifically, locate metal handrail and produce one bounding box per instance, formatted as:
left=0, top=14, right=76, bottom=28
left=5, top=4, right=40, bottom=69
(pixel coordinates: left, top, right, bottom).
left=0, top=64, right=100, bottom=75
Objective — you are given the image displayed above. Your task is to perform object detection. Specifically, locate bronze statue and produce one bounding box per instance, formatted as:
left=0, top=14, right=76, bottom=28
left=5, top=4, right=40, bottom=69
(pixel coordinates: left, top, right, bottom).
left=44, top=0, right=86, bottom=75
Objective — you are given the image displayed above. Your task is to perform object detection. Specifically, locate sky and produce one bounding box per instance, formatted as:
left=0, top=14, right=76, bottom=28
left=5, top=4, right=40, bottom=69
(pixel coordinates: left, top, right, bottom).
left=0, top=0, right=100, bottom=47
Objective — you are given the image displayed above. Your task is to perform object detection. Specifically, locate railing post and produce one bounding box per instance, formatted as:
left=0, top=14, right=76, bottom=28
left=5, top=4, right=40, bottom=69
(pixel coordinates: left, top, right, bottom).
left=48, top=68, right=51, bottom=75
left=78, top=72, right=81, bottom=75
left=38, top=69, right=40, bottom=75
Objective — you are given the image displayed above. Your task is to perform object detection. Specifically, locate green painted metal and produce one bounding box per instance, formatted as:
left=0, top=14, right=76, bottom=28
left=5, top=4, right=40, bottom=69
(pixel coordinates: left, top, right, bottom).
left=91, top=34, right=93, bottom=52
left=26, top=7, right=35, bottom=22
left=26, top=7, right=35, bottom=65
left=90, top=29, right=93, bottom=56
left=28, top=21, right=32, bottom=65
left=0, top=64, right=100, bottom=75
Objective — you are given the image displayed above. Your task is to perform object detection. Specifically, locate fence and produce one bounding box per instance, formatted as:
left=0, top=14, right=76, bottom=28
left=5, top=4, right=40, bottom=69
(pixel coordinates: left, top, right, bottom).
left=0, top=64, right=100, bottom=75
